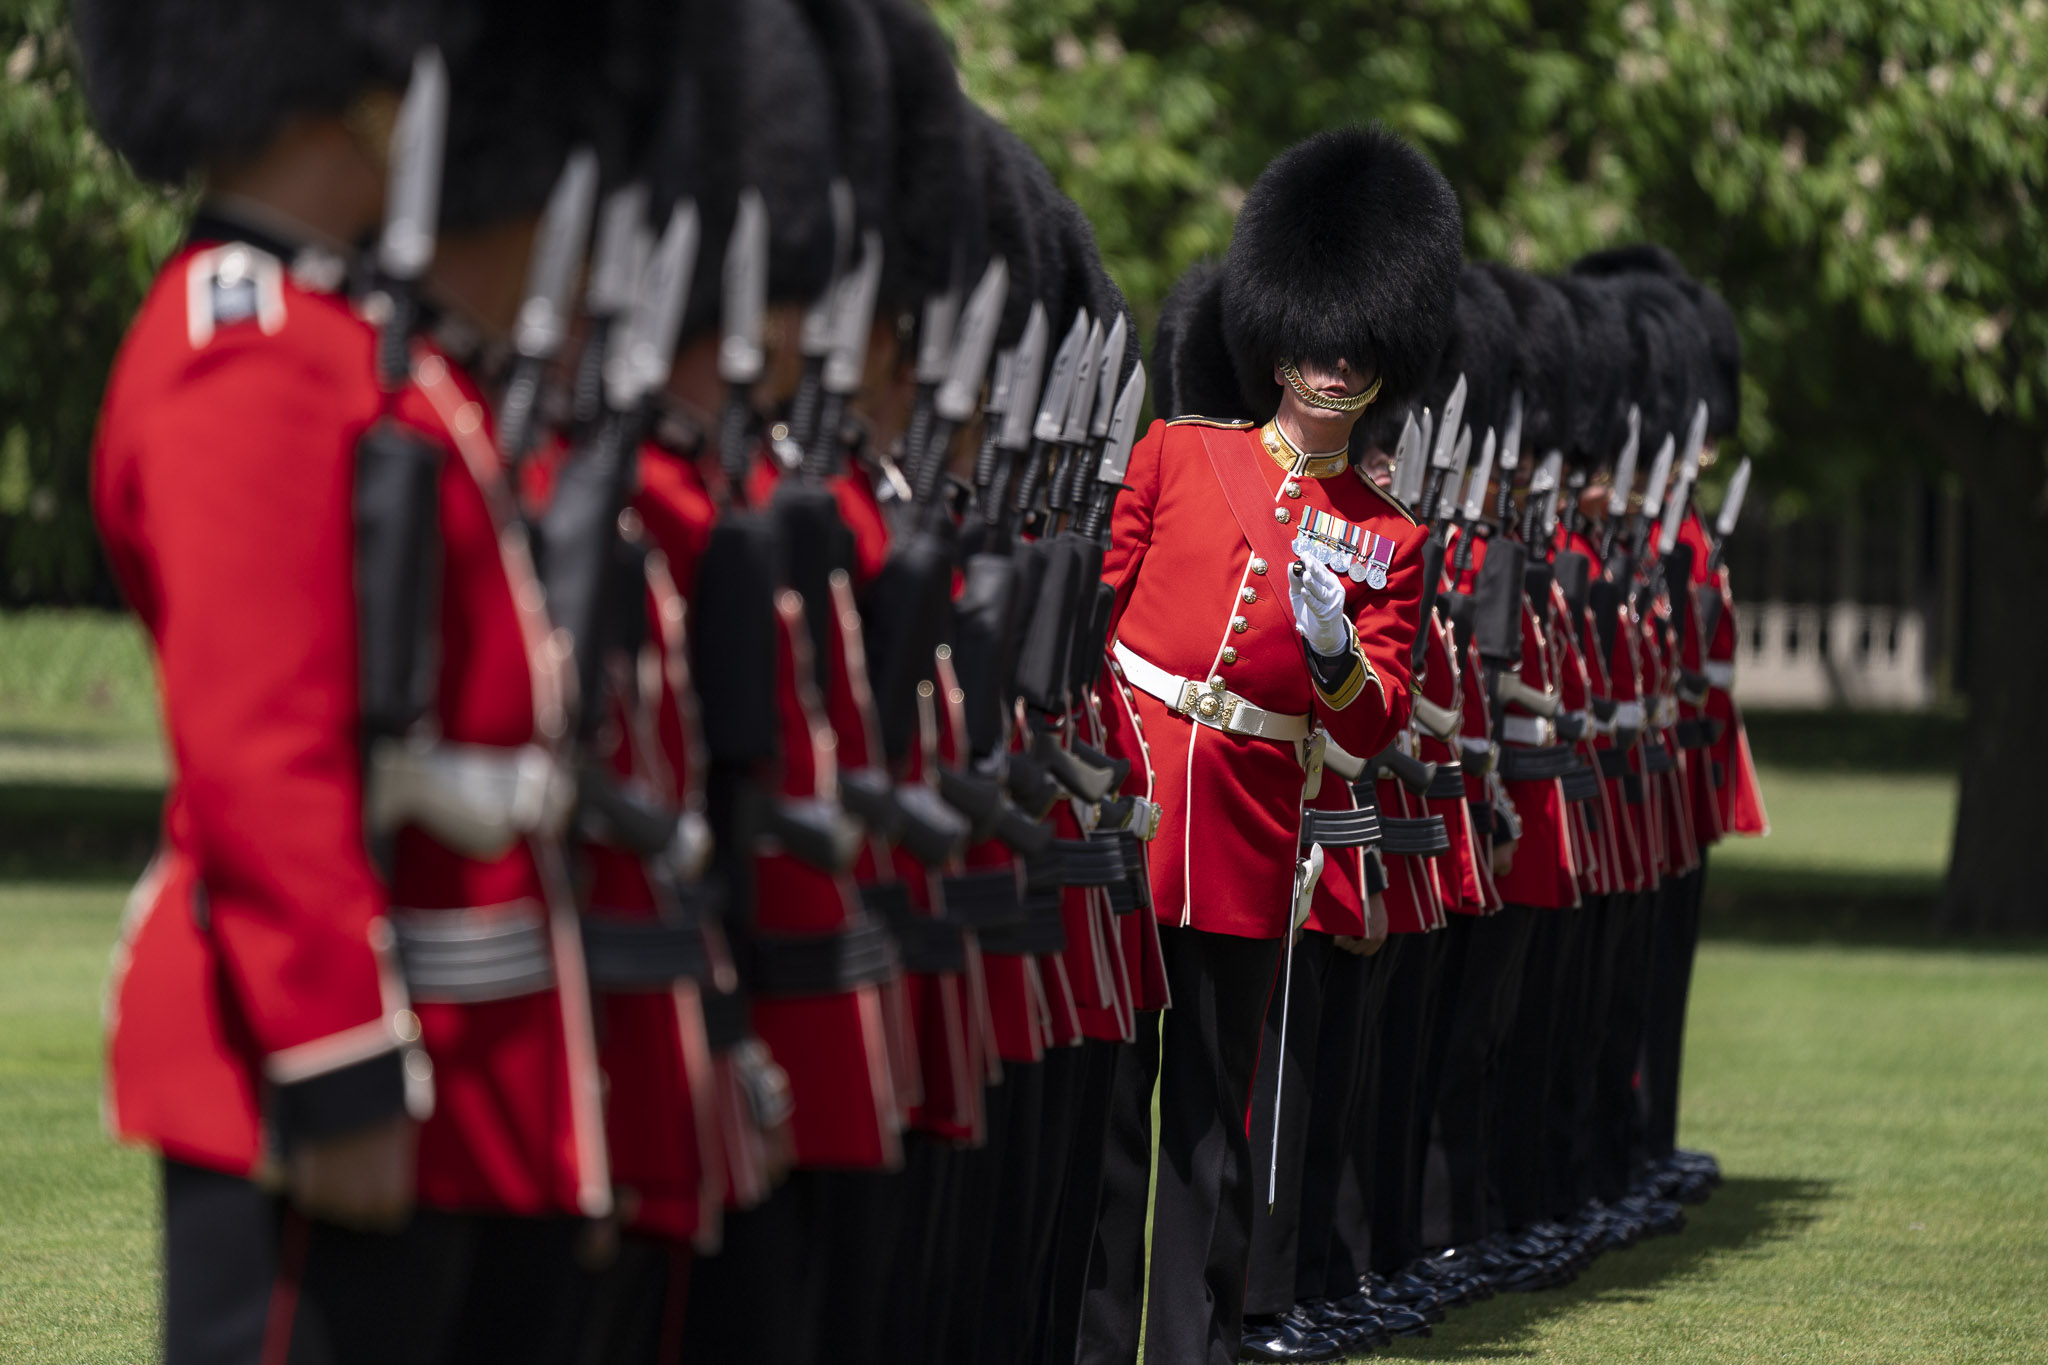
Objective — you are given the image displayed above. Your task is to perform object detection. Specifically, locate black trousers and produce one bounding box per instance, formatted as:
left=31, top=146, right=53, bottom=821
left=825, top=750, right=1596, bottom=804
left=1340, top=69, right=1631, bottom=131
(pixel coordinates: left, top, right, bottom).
left=1539, top=901, right=1597, bottom=1220
left=1293, top=942, right=1381, bottom=1302
left=1328, top=932, right=1410, bottom=1284
left=1565, top=891, right=1634, bottom=1207
left=1076, top=1017, right=1162, bottom=1365
left=1644, top=860, right=1708, bottom=1158
left=1495, top=907, right=1571, bottom=1232
left=1245, top=932, right=1339, bottom=1316
left=1035, top=1039, right=1120, bottom=1365
left=1079, top=926, right=1283, bottom=1365
left=1432, top=905, right=1537, bottom=1246
left=1368, top=927, right=1449, bottom=1275
left=881, top=1134, right=963, bottom=1365
left=682, top=1172, right=820, bottom=1364
left=1596, top=889, right=1659, bottom=1192
left=809, top=1167, right=911, bottom=1365
left=161, top=1159, right=605, bottom=1365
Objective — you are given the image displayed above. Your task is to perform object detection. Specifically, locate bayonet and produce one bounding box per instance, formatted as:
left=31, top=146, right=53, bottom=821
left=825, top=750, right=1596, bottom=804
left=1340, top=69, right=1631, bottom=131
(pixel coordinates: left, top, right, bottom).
left=587, top=185, right=649, bottom=321
left=1430, top=375, right=1468, bottom=472
left=1090, top=314, right=1128, bottom=442
left=1521, top=447, right=1561, bottom=545
left=607, top=200, right=698, bottom=414
left=1392, top=409, right=1429, bottom=507
left=1033, top=310, right=1090, bottom=445
left=1460, top=427, right=1497, bottom=525
left=1537, top=451, right=1565, bottom=542
left=1715, top=457, right=1752, bottom=542
left=915, top=286, right=960, bottom=387
left=1605, top=406, right=1642, bottom=520
left=984, top=302, right=1049, bottom=526
left=1075, top=363, right=1147, bottom=541
left=512, top=148, right=599, bottom=364
left=498, top=147, right=599, bottom=463
left=378, top=49, right=446, bottom=286
left=1493, top=388, right=1526, bottom=527
left=996, top=303, right=1049, bottom=453
left=1062, top=319, right=1104, bottom=447
left=718, top=189, right=768, bottom=387
left=824, top=230, right=884, bottom=398
left=372, top=48, right=446, bottom=389
left=914, top=257, right=1008, bottom=503
left=1598, top=404, right=1643, bottom=563
left=715, top=188, right=769, bottom=487
left=1640, top=435, right=1676, bottom=524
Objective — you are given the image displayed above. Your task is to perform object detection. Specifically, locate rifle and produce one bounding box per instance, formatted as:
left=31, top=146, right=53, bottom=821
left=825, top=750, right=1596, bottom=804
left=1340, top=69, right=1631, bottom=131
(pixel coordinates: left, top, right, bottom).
left=355, top=50, right=447, bottom=872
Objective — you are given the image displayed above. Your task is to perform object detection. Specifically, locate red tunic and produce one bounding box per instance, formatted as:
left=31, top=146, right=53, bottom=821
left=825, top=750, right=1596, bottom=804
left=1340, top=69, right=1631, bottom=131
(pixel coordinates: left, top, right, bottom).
left=96, top=240, right=607, bottom=1216
left=1102, top=418, right=1425, bottom=940
left=1679, top=510, right=1769, bottom=838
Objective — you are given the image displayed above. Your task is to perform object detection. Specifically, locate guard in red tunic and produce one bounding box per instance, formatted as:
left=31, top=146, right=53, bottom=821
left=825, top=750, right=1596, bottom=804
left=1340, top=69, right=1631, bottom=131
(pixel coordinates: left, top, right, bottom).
left=1083, top=127, right=1460, bottom=1365
left=83, top=3, right=665, bottom=1358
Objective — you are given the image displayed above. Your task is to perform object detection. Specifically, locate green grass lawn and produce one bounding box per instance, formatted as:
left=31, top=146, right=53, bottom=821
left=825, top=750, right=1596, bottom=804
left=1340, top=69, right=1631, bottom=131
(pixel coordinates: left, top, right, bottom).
left=4, top=611, right=2039, bottom=1361
left=6, top=882, right=2046, bottom=1363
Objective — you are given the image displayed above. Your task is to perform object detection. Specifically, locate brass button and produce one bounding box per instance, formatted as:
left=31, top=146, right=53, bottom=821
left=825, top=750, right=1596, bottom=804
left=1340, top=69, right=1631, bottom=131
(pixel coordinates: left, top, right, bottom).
left=1197, top=693, right=1220, bottom=718
left=1221, top=647, right=1238, bottom=664
left=1209, top=674, right=1225, bottom=687
left=1284, top=481, right=1303, bottom=499
left=1251, top=557, right=1268, bottom=576
left=1231, top=616, right=1248, bottom=634
left=1241, top=587, right=1257, bottom=604
left=1273, top=507, right=1290, bottom=525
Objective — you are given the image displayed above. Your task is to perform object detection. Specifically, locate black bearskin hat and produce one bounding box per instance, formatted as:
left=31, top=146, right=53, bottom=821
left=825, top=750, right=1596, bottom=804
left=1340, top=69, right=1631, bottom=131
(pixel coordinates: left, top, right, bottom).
left=1481, top=264, right=1578, bottom=458
left=1570, top=242, right=1741, bottom=438
left=869, top=0, right=982, bottom=312
left=1609, top=274, right=1707, bottom=452
left=740, top=0, right=839, bottom=306
left=1549, top=275, right=1633, bottom=466
left=437, top=0, right=656, bottom=233
left=72, top=0, right=430, bottom=185
left=971, top=110, right=1042, bottom=347
left=1158, top=263, right=1252, bottom=422
left=793, top=0, right=893, bottom=244
left=1220, top=125, right=1463, bottom=423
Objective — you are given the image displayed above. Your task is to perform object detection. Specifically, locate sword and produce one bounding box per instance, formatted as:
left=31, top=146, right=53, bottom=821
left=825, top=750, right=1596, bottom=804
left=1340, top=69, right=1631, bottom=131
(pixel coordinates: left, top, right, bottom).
left=498, top=147, right=599, bottom=466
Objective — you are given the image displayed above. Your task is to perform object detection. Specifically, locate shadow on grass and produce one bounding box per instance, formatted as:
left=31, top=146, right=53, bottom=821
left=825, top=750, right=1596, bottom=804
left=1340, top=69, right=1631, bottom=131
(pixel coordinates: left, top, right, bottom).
left=0, top=783, right=160, bottom=881
left=1371, top=1177, right=1835, bottom=1361
left=1699, top=872, right=2048, bottom=954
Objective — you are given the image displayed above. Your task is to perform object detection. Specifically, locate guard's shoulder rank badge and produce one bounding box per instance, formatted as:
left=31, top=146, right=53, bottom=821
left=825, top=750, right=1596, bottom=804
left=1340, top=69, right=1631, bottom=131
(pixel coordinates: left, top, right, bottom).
left=185, top=244, right=287, bottom=349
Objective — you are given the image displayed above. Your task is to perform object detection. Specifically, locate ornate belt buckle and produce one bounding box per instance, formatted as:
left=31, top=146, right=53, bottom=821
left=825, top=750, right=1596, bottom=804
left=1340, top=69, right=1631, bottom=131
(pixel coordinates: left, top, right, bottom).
left=1178, top=678, right=1237, bottom=731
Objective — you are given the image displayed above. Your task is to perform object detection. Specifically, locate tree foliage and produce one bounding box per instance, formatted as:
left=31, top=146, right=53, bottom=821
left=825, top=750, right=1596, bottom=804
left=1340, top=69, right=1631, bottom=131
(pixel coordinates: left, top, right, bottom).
left=0, top=0, right=184, bottom=605
left=932, top=0, right=2048, bottom=507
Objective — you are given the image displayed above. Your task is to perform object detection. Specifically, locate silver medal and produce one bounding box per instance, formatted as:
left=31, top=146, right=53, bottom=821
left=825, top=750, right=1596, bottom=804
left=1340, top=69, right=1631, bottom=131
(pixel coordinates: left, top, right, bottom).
left=1348, top=562, right=1368, bottom=583
left=1365, top=562, right=1387, bottom=590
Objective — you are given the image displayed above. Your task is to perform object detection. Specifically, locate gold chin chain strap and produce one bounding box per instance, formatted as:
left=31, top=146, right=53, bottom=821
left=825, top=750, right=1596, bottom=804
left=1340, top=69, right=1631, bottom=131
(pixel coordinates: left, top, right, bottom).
left=1281, top=360, right=1381, bottom=414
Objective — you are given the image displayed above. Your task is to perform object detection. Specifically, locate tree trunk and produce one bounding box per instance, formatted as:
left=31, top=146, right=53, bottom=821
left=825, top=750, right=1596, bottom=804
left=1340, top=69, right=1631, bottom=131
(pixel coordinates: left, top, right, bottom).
left=1939, top=411, right=2048, bottom=933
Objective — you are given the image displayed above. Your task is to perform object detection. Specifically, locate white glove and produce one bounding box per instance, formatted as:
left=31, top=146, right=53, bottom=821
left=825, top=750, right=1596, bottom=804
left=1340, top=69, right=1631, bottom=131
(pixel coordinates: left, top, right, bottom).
left=1289, top=558, right=1350, bottom=656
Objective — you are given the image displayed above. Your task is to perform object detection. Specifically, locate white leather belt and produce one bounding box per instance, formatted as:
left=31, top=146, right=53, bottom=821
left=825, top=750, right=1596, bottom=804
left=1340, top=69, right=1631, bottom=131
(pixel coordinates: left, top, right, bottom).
left=1500, top=714, right=1556, bottom=747
left=1113, top=640, right=1310, bottom=743
left=1612, top=700, right=1646, bottom=731
left=1704, top=660, right=1735, bottom=690
left=367, top=739, right=575, bottom=860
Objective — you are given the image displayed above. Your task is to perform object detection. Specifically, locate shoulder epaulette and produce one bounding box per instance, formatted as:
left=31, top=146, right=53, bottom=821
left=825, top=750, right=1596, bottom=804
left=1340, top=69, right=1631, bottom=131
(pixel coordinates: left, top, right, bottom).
left=185, top=243, right=287, bottom=350
left=1353, top=466, right=1420, bottom=526
left=1166, top=415, right=1256, bottom=429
